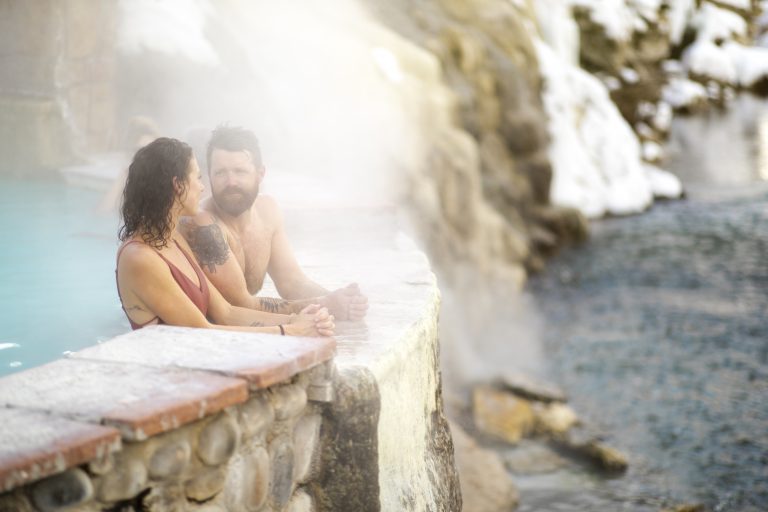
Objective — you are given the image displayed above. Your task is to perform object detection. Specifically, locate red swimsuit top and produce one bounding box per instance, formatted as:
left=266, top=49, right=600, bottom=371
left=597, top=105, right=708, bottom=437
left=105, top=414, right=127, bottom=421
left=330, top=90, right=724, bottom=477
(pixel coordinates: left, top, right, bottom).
left=116, top=239, right=210, bottom=330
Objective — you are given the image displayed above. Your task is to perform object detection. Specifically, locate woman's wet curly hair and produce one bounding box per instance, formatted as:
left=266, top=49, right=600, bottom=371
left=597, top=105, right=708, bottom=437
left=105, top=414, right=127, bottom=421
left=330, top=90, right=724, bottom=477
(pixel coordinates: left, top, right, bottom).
left=119, top=137, right=193, bottom=249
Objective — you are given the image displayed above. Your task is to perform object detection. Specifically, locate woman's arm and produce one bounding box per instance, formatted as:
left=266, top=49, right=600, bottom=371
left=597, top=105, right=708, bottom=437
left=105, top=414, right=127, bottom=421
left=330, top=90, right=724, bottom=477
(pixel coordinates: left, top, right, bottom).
left=205, top=276, right=334, bottom=336
left=205, top=278, right=291, bottom=327
left=119, top=244, right=333, bottom=336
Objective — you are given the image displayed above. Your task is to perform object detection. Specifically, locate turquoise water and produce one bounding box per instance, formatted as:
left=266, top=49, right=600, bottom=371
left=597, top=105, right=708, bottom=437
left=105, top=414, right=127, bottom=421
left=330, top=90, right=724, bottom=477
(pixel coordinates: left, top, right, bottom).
left=0, top=177, right=129, bottom=377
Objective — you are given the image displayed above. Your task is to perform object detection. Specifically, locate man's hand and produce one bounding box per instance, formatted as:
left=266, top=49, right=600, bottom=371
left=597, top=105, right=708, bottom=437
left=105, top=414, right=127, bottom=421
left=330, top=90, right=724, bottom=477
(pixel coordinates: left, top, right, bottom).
left=320, top=283, right=369, bottom=321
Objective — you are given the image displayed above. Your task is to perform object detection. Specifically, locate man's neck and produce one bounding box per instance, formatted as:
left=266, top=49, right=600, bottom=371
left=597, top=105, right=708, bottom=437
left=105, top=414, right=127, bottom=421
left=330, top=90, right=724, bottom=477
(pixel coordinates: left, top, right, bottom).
left=206, top=198, right=253, bottom=234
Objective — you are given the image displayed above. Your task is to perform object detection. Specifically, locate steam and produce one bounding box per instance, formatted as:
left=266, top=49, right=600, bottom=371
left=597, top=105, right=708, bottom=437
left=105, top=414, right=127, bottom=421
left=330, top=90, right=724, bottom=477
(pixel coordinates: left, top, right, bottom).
left=439, top=266, right=547, bottom=390
left=116, top=0, right=421, bottom=208
left=115, top=0, right=549, bottom=389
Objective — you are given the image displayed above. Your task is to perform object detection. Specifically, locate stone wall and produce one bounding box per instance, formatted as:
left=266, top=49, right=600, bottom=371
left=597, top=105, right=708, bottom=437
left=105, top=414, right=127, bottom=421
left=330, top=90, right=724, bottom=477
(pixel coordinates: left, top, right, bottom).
left=0, top=328, right=336, bottom=512
left=365, top=0, right=589, bottom=282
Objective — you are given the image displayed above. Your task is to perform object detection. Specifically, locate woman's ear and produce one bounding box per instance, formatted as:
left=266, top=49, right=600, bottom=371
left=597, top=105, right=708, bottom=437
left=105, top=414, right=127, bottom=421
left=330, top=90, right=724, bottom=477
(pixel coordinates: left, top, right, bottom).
left=172, top=176, right=183, bottom=195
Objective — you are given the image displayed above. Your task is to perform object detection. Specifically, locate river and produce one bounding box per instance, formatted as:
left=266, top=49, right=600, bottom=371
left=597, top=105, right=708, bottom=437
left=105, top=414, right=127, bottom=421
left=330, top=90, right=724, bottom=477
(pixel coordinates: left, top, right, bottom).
left=525, top=95, right=768, bottom=511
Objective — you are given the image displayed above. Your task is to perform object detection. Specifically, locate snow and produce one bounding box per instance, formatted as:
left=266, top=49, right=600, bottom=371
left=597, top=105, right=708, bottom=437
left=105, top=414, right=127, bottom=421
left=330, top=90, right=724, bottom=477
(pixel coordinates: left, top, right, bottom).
left=662, top=77, right=708, bottom=109
left=653, top=102, right=673, bottom=132
left=642, top=141, right=663, bottom=161
left=371, top=47, right=404, bottom=84
left=531, top=1, right=689, bottom=218
left=665, top=0, right=696, bottom=44
left=662, top=59, right=686, bottom=76
left=645, top=165, right=683, bottom=198
left=602, top=75, right=622, bottom=91
left=683, top=41, right=737, bottom=83
left=535, top=39, right=681, bottom=218
left=569, top=0, right=669, bottom=41
left=620, top=67, right=640, bottom=84
left=630, top=0, right=665, bottom=22
left=690, top=3, right=747, bottom=43
left=723, top=42, right=768, bottom=87
left=534, top=0, right=580, bottom=65
left=117, top=0, right=219, bottom=65
left=715, top=0, right=752, bottom=10
left=677, top=1, right=768, bottom=87
left=570, top=0, right=636, bottom=41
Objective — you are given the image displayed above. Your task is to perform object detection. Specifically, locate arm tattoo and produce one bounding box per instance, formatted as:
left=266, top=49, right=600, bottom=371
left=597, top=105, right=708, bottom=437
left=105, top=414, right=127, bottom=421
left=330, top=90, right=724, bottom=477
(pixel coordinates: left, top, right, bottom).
left=125, top=305, right=146, bottom=313
left=257, top=297, right=292, bottom=314
left=250, top=321, right=264, bottom=327
left=182, top=221, right=229, bottom=273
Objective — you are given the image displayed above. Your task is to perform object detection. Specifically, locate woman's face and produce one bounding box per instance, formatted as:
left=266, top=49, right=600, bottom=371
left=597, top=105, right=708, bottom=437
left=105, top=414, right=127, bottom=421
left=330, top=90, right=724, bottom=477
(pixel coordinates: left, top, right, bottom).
left=179, top=157, right=205, bottom=216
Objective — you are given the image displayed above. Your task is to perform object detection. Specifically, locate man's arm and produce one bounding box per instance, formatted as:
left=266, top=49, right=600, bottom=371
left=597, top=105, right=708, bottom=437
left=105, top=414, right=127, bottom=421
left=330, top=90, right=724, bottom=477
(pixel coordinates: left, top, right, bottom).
left=262, top=199, right=369, bottom=320
left=263, top=198, right=329, bottom=300
left=179, top=215, right=303, bottom=314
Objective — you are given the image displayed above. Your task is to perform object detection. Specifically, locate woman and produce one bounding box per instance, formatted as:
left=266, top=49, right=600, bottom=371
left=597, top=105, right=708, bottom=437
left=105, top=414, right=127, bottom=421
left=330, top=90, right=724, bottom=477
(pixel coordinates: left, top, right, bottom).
left=116, top=137, right=334, bottom=336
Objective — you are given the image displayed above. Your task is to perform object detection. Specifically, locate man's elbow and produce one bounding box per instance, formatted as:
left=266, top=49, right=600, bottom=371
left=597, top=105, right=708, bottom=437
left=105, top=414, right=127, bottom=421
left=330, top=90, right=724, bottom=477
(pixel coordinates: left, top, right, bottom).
left=276, top=278, right=324, bottom=300
left=274, top=279, right=304, bottom=300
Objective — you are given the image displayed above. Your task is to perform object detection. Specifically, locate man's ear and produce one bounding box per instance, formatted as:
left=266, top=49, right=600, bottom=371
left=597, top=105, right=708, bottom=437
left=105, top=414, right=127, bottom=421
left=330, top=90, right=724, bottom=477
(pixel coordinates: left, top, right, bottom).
left=257, top=165, right=266, bottom=180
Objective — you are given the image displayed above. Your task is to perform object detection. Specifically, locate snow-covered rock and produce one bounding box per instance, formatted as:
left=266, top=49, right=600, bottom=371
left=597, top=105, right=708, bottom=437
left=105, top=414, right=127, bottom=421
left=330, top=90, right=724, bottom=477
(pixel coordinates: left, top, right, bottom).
left=683, top=41, right=738, bottom=83
left=662, top=77, right=709, bottom=109
left=536, top=39, right=682, bottom=218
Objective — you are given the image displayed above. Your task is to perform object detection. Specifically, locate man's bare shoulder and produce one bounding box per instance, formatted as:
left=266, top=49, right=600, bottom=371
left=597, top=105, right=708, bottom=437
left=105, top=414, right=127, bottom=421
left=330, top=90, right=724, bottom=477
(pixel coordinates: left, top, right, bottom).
left=178, top=217, right=231, bottom=272
left=186, top=203, right=220, bottom=226
left=254, top=195, right=283, bottom=225
left=179, top=207, right=226, bottom=240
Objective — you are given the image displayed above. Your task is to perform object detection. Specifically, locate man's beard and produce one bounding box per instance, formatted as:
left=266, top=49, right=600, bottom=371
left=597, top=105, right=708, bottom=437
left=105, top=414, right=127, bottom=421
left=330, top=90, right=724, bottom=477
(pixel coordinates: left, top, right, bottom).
left=212, top=184, right=259, bottom=217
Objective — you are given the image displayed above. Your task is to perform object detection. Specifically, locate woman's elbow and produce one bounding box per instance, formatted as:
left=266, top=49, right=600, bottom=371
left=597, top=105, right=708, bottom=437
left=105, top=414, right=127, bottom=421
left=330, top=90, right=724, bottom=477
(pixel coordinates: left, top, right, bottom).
left=207, top=304, right=235, bottom=326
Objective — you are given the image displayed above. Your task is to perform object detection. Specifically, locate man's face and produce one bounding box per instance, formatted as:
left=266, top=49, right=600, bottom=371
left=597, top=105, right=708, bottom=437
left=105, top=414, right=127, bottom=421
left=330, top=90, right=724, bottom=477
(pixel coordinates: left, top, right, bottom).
left=209, top=149, right=263, bottom=217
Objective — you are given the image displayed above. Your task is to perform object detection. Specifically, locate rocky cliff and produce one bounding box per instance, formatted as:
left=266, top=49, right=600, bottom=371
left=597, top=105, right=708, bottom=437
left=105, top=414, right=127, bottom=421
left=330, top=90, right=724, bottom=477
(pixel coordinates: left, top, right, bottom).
left=366, top=0, right=768, bottom=283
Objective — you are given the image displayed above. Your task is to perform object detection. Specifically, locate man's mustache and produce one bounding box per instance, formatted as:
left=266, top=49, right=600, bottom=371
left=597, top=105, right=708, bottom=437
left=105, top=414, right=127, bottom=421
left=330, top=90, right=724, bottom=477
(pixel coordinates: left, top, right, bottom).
left=221, top=186, right=246, bottom=195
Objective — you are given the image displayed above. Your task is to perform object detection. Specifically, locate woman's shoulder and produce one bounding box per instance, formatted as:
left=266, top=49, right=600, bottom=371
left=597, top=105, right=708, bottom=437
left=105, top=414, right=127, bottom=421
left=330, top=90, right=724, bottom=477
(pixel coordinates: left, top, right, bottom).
left=117, top=240, right=163, bottom=272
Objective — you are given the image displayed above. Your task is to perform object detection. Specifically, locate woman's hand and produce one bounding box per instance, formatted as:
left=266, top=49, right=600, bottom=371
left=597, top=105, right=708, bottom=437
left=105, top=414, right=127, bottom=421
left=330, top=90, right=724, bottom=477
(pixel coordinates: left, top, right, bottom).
left=284, top=304, right=335, bottom=337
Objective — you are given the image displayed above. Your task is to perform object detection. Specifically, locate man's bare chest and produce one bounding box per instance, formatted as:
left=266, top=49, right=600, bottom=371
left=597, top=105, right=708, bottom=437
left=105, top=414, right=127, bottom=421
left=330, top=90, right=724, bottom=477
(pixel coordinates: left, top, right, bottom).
left=227, top=226, right=272, bottom=294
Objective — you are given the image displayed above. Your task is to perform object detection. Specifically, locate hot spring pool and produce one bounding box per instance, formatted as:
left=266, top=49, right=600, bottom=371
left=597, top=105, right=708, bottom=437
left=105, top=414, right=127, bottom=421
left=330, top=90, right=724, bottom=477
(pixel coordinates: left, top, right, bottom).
left=0, top=176, right=129, bottom=377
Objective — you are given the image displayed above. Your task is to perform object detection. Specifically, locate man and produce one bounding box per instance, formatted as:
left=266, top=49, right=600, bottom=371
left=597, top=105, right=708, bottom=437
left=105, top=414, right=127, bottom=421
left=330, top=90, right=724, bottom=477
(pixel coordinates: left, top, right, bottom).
left=180, top=125, right=368, bottom=320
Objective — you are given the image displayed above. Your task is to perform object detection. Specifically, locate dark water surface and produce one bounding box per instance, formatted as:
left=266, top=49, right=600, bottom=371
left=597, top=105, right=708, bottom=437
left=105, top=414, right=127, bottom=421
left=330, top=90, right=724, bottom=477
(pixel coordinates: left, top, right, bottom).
left=526, top=95, right=768, bottom=511
left=529, top=190, right=768, bottom=510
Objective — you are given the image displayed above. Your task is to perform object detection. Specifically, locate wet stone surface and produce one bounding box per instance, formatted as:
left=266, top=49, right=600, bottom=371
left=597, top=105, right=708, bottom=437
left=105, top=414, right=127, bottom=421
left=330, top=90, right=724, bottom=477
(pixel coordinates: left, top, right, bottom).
left=238, top=447, right=270, bottom=510
left=269, top=439, right=295, bottom=510
left=292, top=414, right=322, bottom=483
left=197, top=414, right=240, bottom=466
left=148, top=440, right=191, bottom=479
left=185, top=466, right=227, bottom=502
left=30, top=469, right=92, bottom=512
left=529, top=191, right=768, bottom=511
left=96, top=454, right=148, bottom=502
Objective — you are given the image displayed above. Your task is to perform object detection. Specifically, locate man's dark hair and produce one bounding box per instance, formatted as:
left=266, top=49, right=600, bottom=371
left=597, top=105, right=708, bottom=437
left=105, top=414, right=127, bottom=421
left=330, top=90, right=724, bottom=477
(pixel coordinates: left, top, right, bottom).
left=206, top=125, right=262, bottom=171
left=119, top=137, right=193, bottom=249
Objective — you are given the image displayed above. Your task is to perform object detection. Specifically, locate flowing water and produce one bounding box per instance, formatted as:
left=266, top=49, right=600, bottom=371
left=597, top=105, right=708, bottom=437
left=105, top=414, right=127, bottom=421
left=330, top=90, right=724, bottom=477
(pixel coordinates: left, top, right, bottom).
left=0, top=177, right=128, bottom=377
left=526, top=96, right=768, bottom=511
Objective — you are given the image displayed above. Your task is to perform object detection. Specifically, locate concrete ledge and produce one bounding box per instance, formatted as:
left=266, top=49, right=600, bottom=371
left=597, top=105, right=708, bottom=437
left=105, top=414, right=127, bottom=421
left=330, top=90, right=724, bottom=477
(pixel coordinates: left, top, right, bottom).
left=0, top=358, right=249, bottom=441
left=74, top=327, right=337, bottom=389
